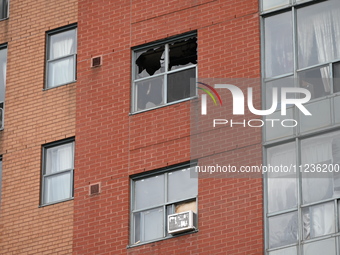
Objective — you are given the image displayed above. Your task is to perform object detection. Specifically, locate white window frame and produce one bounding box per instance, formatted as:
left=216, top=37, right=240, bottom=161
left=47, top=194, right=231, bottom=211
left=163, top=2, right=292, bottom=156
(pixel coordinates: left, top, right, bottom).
left=131, top=32, right=197, bottom=113
left=45, top=24, right=77, bottom=89
left=130, top=163, right=198, bottom=246
left=41, top=138, right=75, bottom=206
left=0, top=0, right=9, bottom=20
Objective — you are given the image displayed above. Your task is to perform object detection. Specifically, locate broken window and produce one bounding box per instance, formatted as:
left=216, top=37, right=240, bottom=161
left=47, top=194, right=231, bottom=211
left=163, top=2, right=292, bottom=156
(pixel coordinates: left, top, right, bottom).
left=130, top=164, right=198, bottom=245
left=132, top=33, right=197, bottom=112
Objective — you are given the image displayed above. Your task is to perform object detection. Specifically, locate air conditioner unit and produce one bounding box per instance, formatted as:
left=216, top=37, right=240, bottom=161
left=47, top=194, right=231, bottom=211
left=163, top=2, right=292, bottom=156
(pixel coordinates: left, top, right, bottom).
left=168, top=210, right=196, bottom=235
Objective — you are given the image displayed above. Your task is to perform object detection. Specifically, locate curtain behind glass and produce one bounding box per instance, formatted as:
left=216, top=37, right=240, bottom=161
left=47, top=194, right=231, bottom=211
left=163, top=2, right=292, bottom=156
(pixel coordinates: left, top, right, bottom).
left=48, top=29, right=76, bottom=87
left=298, top=0, right=340, bottom=69
left=44, top=172, right=71, bottom=203
left=45, top=143, right=73, bottom=175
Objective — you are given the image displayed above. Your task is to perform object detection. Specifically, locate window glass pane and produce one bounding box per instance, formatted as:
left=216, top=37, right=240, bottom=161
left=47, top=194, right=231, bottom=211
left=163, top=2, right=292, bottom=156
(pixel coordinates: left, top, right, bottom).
left=0, top=0, right=8, bottom=20
left=0, top=47, right=7, bottom=102
left=334, top=95, right=340, bottom=123
left=49, top=29, right=77, bottom=59
left=267, top=142, right=297, bottom=213
left=135, top=174, right=164, bottom=210
left=298, top=66, right=330, bottom=100
left=301, top=131, right=340, bottom=204
left=303, top=238, right=336, bottom=255
left=134, top=207, right=164, bottom=243
left=265, top=76, right=294, bottom=109
left=299, top=98, right=331, bottom=134
left=269, top=246, right=297, bottom=255
left=269, top=211, right=298, bottom=248
left=135, top=46, right=165, bottom=79
left=168, top=167, right=198, bottom=202
left=46, top=143, right=74, bottom=174
left=264, top=11, right=293, bottom=78
left=44, top=172, right=72, bottom=204
left=303, top=202, right=335, bottom=240
left=333, top=62, right=340, bottom=93
left=47, top=56, right=75, bottom=88
left=135, top=76, right=164, bottom=111
left=262, top=0, right=289, bottom=11
left=297, top=0, right=340, bottom=69
left=265, top=108, right=294, bottom=141
left=167, top=67, right=195, bottom=103
left=168, top=37, right=197, bottom=71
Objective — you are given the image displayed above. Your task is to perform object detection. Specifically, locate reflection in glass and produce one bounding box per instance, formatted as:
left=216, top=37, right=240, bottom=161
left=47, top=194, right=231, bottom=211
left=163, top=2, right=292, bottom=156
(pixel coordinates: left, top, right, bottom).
left=262, top=0, right=289, bottom=11
left=265, top=11, right=293, bottom=78
left=167, top=68, right=195, bottom=103
left=267, top=142, right=297, bottom=213
left=298, top=66, right=330, bottom=100
left=301, top=131, right=340, bottom=204
left=303, top=238, right=336, bottom=255
left=269, top=211, right=298, bottom=248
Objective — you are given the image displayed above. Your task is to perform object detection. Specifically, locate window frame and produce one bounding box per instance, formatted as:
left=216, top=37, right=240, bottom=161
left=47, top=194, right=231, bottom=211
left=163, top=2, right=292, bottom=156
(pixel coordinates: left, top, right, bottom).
left=45, top=24, right=77, bottom=89
left=129, top=162, right=198, bottom=246
left=40, top=138, right=75, bottom=206
left=0, top=43, right=7, bottom=131
left=261, top=1, right=340, bottom=253
left=262, top=0, right=340, bottom=142
left=0, top=0, right=9, bottom=21
left=131, top=32, right=198, bottom=114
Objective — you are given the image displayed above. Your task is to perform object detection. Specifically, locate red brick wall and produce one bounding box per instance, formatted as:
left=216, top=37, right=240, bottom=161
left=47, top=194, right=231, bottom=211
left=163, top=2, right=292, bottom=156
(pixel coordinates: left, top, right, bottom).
left=0, top=0, right=77, bottom=254
left=75, top=0, right=262, bottom=254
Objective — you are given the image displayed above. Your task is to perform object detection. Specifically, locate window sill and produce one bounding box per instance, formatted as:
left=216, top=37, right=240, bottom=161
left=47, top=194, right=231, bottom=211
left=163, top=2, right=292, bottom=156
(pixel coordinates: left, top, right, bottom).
left=0, top=17, right=9, bottom=22
left=43, top=80, right=76, bottom=91
left=39, top=197, right=73, bottom=207
left=127, top=229, right=198, bottom=249
left=129, top=96, right=198, bottom=115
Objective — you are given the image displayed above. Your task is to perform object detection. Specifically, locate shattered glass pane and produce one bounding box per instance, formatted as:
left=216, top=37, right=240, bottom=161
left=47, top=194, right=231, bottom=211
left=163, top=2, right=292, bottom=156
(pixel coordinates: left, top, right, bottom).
left=136, top=76, right=164, bottom=111
left=169, top=37, right=197, bottom=71
left=135, top=46, right=165, bottom=79
left=167, top=68, right=196, bottom=103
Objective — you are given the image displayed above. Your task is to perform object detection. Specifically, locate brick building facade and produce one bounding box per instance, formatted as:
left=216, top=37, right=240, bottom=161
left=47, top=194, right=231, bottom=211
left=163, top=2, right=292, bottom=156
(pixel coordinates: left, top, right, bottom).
left=2, top=0, right=339, bottom=254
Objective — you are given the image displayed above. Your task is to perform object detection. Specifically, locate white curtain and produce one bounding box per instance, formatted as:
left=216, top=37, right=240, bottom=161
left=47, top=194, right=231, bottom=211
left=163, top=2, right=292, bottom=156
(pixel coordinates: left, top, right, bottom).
left=46, top=143, right=73, bottom=174
left=298, top=0, right=340, bottom=68
left=301, top=135, right=337, bottom=241
left=48, top=29, right=76, bottom=87
left=45, top=173, right=71, bottom=203
left=44, top=143, right=73, bottom=203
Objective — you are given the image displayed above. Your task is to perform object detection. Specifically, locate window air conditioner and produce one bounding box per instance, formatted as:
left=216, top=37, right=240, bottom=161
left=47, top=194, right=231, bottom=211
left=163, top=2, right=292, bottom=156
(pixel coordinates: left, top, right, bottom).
left=168, top=210, right=196, bottom=235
